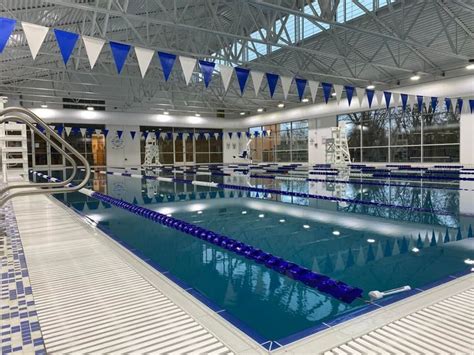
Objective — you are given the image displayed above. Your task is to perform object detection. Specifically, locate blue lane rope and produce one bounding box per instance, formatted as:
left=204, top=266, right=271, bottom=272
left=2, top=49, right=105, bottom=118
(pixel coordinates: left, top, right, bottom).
left=32, top=171, right=364, bottom=304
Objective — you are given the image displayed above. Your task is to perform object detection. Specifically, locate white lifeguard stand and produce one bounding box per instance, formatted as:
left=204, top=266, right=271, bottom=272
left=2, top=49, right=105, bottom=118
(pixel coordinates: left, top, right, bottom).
left=144, top=133, right=160, bottom=166
left=325, top=122, right=351, bottom=165
left=0, top=97, right=29, bottom=182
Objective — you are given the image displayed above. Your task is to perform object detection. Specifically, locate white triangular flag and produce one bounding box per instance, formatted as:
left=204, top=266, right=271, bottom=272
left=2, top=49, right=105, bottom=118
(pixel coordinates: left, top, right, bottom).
left=280, top=76, right=292, bottom=100
left=173, top=132, right=178, bottom=140
left=219, top=65, right=233, bottom=92
left=183, top=133, right=189, bottom=140
left=82, top=36, right=105, bottom=69
left=22, top=22, right=49, bottom=60
left=179, top=56, right=196, bottom=85
left=204, top=133, right=210, bottom=140
left=134, top=47, right=154, bottom=78
left=438, top=96, right=445, bottom=110
left=375, top=90, right=384, bottom=106
left=392, top=92, right=400, bottom=108
left=408, top=94, right=416, bottom=110
left=64, top=126, right=72, bottom=136
left=356, top=87, right=365, bottom=106
left=214, top=132, right=219, bottom=140
left=250, top=71, right=264, bottom=96
left=333, top=84, right=343, bottom=104
left=308, top=80, right=319, bottom=103
left=80, top=128, right=86, bottom=137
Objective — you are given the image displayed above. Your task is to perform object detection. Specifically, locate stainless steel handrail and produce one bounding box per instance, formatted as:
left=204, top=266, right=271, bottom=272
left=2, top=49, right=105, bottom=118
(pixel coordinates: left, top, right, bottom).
left=0, top=107, right=91, bottom=205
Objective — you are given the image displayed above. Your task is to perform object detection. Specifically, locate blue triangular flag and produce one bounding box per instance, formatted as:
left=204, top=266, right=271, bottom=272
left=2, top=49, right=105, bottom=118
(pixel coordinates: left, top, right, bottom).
left=198, top=60, right=215, bottom=88
left=143, top=131, right=149, bottom=140
left=346, top=248, right=355, bottom=268
left=246, top=132, right=251, bottom=138
left=457, top=98, right=463, bottom=113
left=228, top=132, right=233, bottom=139
left=366, top=244, right=375, bottom=262
left=71, top=127, right=80, bottom=135
left=266, top=73, right=279, bottom=98
left=431, top=97, right=438, bottom=111
left=55, top=125, right=64, bottom=136
left=468, top=225, right=473, bottom=238
left=416, top=233, right=423, bottom=249
left=444, top=228, right=450, bottom=243
left=155, top=131, right=161, bottom=139
left=401, top=93, right=408, bottom=111
left=262, top=130, right=267, bottom=136
left=470, top=99, right=474, bottom=114
left=235, top=67, right=250, bottom=95
left=178, top=132, right=183, bottom=139
left=109, top=41, right=131, bottom=73
left=0, top=17, right=16, bottom=53
left=86, top=127, right=94, bottom=136
left=399, top=237, right=408, bottom=253
left=103, top=129, right=109, bottom=137
left=295, top=78, right=307, bottom=101
left=445, top=97, right=452, bottom=112
left=254, top=131, right=260, bottom=137
left=430, top=231, right=437, bottom=247
left=322, top=82, right=332, bottom=104
left=54, top=29, right=79, bottom=65
left=345, top=85, right=354, bottom=106
left=366, top=89, right=375, bottom=108
left=116, top=130, right=123, bottom=139
left=384, top=91, right=392, bottom=109
left=456, top=228, right=462, bottom=241
left=166, top=132, right=173, bottom=140
left=237, top=132, right=242, bottom=139
left=130, top=131, right=136, bottom=140
left=416, top=95, right=424, bottom=112
left=158, top=51, right=176, bottom=81
left=383, top=240, right=392, bottom=257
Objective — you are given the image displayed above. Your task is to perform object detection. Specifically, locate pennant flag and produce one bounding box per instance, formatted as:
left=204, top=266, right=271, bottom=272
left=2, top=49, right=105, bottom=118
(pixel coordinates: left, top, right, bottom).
left=86, top=127, right=94, bottom=136
left=109, top=41, right=131, bottom=74
left=188, top=132, right=193, bottom=140
left=470, top=99, right=474, bottom=114
left=295, top=78, right=307, bottom=101
left=80, top=128, right=87, bottom=137
left=250, top=71, right=264, bottom=96
left=228, top=132, right=233, bottom=139
left=155, top=131, right=161, bottom=140
left=321, top=82, right=333, bottom=103
left=280, top=76, right=292, bottom=100
left=54, top=29, right=79, bottom=65
left=55, top=125, right=64, bottom=136
left=416, top=95, right=424, bottom=112
left=71, top=127, right=80, bottom=135
left=333, top=84, right=343, bottom=103
left=179, top=56, right=196, bottom=85
left=401, top=93, right=408, bottom=111
left=245, top=132, right=251, bottom=138
left=431, top=97, right=438, bottom=111
left=392, top=92, right=400, bottom=108
left=64, top=126, right=72, bottom=136
left=457, top=98, right=463, bottom=113
left=143, top=131, right=149, bottom=140
left=408, top=94, right=416, bottom=110
left=219, top=65, right=233, bottom=92
left=102, top=129, right=109, bottom=137
left=366, top=89, right=375, bottom=108
left=198, top=60, right=215, bottom=88
left=235, top=67, right=250, bottom=95
left=384, top=91, right=392, bottom=109
left=262, top=130, right=267, bottom=137
left=157, top=51, right=176, bottom=81
left=116, top=130, right=123, bottom=139
left=237, top=132, right=242, bottom=139
left=356, top=87, right=366, bottom=106
left=204, top=133, right=210, bottom=140
left=166, top=132, right=173, bottom=140
left=130, top=131, right=136, bottom=140
left=375, top=90, right=383, bottom=106
left=345, top=85, right=354, bottom=106
left=445, top=97, right=452, bottom=112
left=308, top=80, right=319, bottom=103
left=82, top=36, right=105, bottom=69
left=0, top=17, right=16, bottom=53
left=22, top=22, right=49, bottom=60
left=134, top=47, right=154, bottom=78
left=254, top=131, right=260, bottom=137
left=266, top=73, right=279, bottom=98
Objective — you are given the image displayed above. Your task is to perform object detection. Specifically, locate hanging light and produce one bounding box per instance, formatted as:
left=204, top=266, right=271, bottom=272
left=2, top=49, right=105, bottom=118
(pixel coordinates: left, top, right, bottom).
left=86, top=106, right=94, bottom=111
left=257, top=108, right=264, bottom=112
left=163, top=111, right=169, bottom=115
left=195, top=113, right=201, bottom=117
left=302, top=98, right=309, bottom=103
left=366, top=84, right=375, bottom=90
left=240, top=112, right=245, bottom=116
left=410, top=73, right=421, bottom=81
left=40, top=104, right=48, bottom=108
left=277, top=103, right=285, bottom=108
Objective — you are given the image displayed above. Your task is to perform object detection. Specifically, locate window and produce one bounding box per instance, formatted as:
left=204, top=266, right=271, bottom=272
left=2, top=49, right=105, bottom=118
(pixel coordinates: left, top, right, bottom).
left=338, top=102, right=460, bottom=163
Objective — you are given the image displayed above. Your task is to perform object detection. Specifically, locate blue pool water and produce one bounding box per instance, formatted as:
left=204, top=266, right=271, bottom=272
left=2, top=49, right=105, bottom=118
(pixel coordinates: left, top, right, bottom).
left=35, top=167, right=474, bottom=345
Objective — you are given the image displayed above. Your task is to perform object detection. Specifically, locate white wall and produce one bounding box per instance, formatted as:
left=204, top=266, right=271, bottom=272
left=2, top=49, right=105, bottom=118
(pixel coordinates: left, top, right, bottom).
left=308, top=116, right=336, bottom=165
left=460, top=110, right=474, bottom=166
left=106, top=125, right=141, bottom=167
left=223, top=130, right=248, bottom=164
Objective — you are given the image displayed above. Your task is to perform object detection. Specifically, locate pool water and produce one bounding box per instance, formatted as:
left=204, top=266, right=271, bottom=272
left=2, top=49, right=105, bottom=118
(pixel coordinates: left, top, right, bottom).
left=36, top=167, right=474, bottom=345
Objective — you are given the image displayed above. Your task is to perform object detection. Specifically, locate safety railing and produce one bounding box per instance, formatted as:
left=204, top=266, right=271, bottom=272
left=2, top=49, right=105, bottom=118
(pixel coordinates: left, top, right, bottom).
left=0, top=107, right=90, bottom=206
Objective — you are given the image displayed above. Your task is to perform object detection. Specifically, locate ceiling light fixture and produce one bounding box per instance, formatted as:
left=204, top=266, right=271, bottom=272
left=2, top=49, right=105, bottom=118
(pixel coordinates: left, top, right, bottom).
left=257, top=108, right=264, bottom=112
left=163, top=111, right=169, bottom=115
left=195, top=113, right=201, bottom=117
left=366, top=84, right=375, bottom=90
left=40, top=104, right=48, bottom=108
left=331, top=92, right=336, bottom=97
left=466, top=59, right=474, bottom=70
left=240, top=112, right=245, bottom=116
left=277, top=103, right=285, bottom=108
left=86, top=106, right=94, bottom=111
left=410, top=73, right=421, bottom=81
left=302, top=98, right=309, bottom=103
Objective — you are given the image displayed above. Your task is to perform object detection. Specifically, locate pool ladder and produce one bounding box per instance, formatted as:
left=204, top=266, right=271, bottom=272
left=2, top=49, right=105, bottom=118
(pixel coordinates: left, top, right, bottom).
left=0, top=107, right=90, bottom=206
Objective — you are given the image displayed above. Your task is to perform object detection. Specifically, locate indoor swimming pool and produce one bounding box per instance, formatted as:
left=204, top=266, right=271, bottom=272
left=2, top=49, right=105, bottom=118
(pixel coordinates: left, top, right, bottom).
left=30, top=165, right=474, bottom=348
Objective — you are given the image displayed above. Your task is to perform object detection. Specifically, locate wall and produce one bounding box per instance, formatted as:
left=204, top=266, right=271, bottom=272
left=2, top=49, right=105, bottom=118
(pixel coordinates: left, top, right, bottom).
left=105, top=125, right=141, bottom=167
left=308, top=116, right=336, bottom=165
left=222, top=130, right=248, bottom=164
left=460, top=110, right=474, bottom=166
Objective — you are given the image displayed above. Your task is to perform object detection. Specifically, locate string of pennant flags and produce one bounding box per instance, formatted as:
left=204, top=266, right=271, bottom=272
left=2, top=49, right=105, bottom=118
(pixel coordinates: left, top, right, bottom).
left=35, top=124, right=268, bottom=140
left=1, top=17, right=474, bottom=113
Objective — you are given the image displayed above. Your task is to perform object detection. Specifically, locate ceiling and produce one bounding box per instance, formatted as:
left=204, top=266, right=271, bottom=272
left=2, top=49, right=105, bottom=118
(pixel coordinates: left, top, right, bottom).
left=0, top=0, right=473, bottom=117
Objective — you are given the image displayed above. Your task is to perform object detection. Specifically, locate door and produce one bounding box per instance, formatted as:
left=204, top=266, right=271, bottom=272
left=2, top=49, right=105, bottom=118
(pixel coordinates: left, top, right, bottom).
left=174, top=133, right=194, bottom=165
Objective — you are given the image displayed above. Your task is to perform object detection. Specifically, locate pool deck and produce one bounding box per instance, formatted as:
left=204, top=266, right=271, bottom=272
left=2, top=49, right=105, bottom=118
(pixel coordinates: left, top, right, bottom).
left=2, top=190, right=474, bottom=354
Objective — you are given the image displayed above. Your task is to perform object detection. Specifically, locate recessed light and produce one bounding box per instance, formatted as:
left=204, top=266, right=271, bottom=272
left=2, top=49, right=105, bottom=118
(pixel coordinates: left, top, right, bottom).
left=410, top=74, right=420, bottom=81
left=466, top=60, right=474, bottom=70
left=40, top=104, right=48, bottom=108
left=366, top=84, right=375, bottom=90
left=163, top=111, right=169, bottom=115
left=277, top=103, right=285, bottom=108
left=257, top=108, right=264, bottom=112
left=258, top=214, right=265, bottom=218
left=240, top=112, right=245, bottom=116
left=86, top=106, right=94, bottom=111
left=302, top=98, right=309, bottom=103
left=195, top=113, right=201, bottom=117
left=279, top=219, right=285, bottom=223
left=241, top=211, right=247, bottom=215
left=331, top=92, right=336, bottom=97
left=332, top=230, right=340, bottom=236
left=303, top=224, right=310, bottom=229
left=367, top=238, right=375, bottom=243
